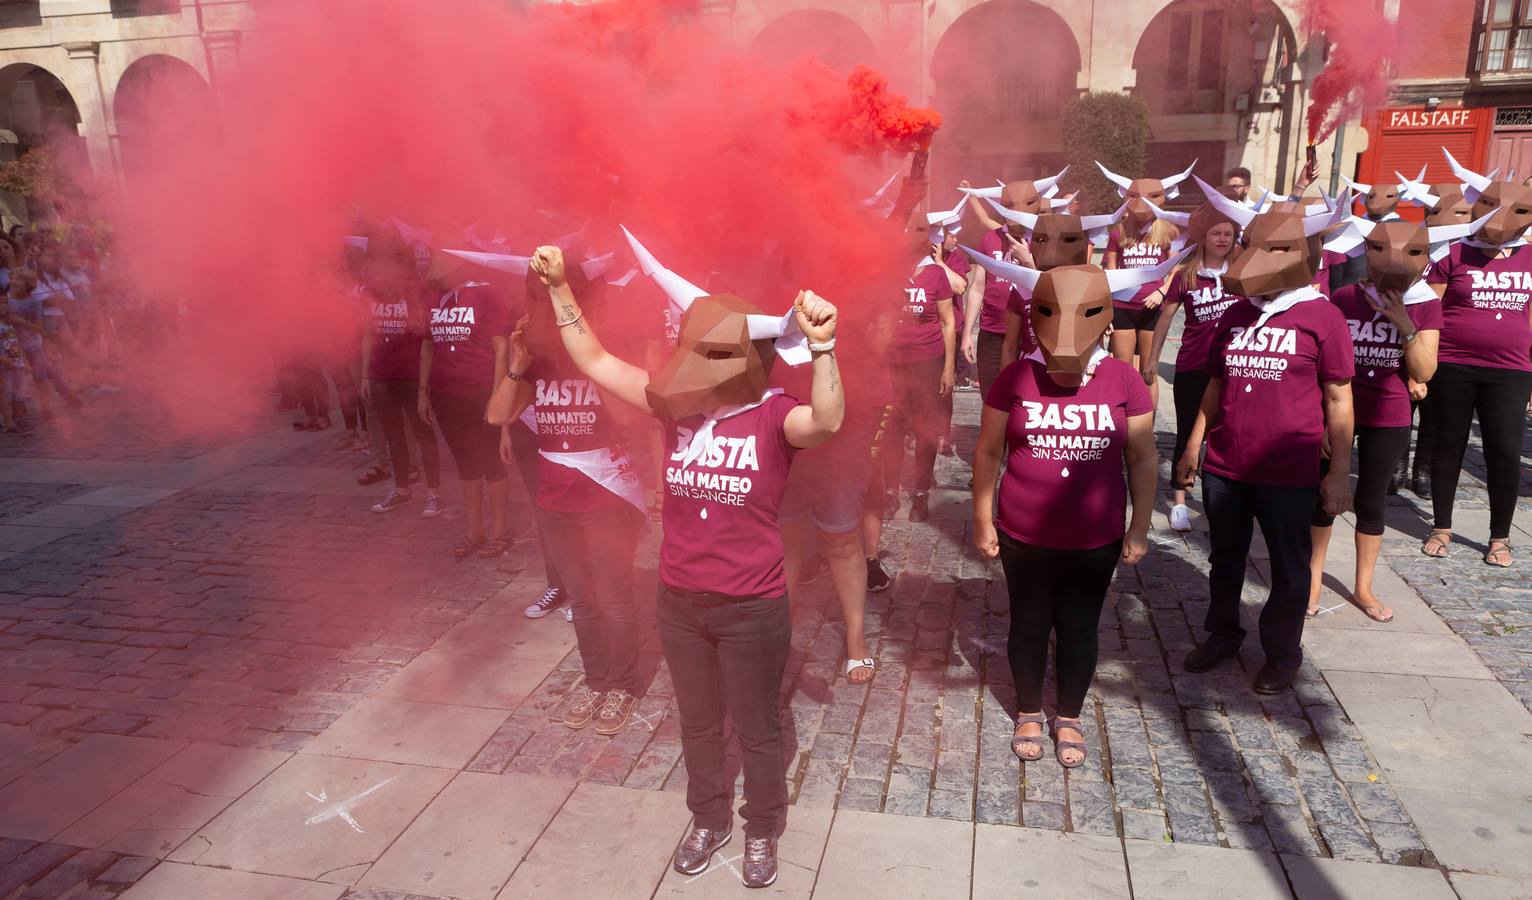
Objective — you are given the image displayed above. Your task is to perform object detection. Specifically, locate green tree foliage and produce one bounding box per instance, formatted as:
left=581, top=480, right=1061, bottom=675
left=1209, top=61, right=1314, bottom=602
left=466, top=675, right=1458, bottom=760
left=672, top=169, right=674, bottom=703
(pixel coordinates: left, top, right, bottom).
left=1061, top=92, right=1148, bottom=215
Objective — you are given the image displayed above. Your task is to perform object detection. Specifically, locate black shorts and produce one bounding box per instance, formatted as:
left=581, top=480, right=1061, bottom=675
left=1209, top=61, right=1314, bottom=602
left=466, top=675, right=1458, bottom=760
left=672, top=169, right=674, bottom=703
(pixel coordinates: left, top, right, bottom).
left=1113, top=304, right=1162, bottom=332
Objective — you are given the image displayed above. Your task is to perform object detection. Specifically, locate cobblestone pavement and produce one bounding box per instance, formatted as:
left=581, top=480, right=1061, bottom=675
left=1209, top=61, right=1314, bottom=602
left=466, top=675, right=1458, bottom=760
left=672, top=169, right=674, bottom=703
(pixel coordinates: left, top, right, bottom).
left=4, top=384, right=1495, bottom=897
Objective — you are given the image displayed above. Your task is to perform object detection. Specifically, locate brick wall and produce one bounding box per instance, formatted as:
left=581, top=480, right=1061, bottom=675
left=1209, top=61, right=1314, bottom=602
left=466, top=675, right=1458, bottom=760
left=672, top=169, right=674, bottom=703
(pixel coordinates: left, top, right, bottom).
left=1394, top=0, right=1478, bottom=80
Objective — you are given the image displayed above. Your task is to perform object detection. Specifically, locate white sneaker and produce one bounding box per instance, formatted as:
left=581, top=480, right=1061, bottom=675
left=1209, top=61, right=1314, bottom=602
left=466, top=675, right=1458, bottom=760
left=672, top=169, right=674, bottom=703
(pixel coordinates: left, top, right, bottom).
left=1169, top=504, right=1192, bottom=533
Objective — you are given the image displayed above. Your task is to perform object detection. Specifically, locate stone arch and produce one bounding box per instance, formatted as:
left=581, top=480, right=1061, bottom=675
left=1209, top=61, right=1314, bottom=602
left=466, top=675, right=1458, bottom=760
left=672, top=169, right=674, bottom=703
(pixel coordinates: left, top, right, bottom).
left=749, top=9, right=880, bottom=73
left=112, top=53, right=214, bottom=181
left=929, top=0, right=1082, bottom=187
left=0, top=62, right=88, bottom=225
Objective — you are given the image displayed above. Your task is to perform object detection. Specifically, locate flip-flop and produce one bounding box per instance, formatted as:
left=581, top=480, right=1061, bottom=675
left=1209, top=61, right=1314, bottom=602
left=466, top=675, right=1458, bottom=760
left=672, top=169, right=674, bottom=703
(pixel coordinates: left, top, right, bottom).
left=1355, top=602, right=1394, bottom=623
left=477, top=539, right=508, bottom=559
left=452, top=538, right=485, bottom=558
left=844, top=658, right=875, bottom=684
left=1421, top=530, right=1452, bottom=558
left=1485, top=539, right=1514, bottom=568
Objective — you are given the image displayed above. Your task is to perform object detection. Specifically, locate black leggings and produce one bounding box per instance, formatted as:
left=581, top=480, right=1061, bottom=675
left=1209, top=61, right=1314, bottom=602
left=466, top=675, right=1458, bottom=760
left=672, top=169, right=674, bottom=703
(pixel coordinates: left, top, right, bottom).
left=1428, top=362, right=1532, bottom=540
left=996, top=532, right=1121, bottom=718
left=884, top=356, right=944, bottom=494
left=1311, top=426, right=1410, bottom=536
left=371, top=378, right=441, bottom=490
left=1171, top=370, right=1211, bottom=476
left=325, top=365, right=362, bottom=432
left=431, top=389, right=505, bottom=483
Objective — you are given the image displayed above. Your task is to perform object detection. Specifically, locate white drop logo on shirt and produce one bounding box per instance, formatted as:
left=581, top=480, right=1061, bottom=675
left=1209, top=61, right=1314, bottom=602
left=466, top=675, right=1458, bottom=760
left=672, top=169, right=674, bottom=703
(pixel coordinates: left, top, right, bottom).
left=1060, top=467, right=1070, bottom=478
left=700, top=508, right=708, bottom=519
left=1244, top=384, right=1253, bottom=393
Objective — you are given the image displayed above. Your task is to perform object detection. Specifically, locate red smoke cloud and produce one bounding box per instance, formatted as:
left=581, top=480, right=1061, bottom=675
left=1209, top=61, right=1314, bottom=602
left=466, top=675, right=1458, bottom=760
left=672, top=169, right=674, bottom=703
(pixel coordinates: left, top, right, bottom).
left=1301, top=0, right=1400, bottom=144
left=105, top=0, right=935, bottom=436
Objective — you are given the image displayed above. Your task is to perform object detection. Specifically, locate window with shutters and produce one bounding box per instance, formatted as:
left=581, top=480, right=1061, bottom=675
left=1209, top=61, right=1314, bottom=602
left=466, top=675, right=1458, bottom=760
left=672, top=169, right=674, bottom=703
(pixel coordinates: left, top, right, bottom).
left=1474, top=0, right=1532, bottom=74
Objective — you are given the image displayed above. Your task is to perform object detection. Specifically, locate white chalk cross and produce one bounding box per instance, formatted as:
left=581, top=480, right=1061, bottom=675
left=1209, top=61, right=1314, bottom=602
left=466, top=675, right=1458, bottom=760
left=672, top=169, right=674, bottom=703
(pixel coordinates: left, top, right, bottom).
left=685, top=852, right=744, bottom=883
left=304, top=777, right=395, bottom=833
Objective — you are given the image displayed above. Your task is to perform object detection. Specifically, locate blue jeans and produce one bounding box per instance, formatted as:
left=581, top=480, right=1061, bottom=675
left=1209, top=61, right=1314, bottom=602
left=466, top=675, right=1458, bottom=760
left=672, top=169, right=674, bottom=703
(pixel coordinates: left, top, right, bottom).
left=1202, top=471, right=1318, bottom=672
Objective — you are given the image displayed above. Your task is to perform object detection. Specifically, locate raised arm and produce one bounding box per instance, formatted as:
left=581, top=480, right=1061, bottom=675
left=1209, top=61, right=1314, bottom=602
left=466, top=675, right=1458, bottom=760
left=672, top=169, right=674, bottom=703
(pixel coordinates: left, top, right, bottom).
left=783, top=291, right=845, bottom=448
left=531, top=246, right=651, bottom=412
left=485, top=317, right=535, bottom=427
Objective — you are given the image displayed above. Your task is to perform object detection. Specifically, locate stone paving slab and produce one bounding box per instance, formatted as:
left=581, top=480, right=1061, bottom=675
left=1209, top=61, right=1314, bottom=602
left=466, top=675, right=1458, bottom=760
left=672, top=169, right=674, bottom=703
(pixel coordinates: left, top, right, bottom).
left=1449, top=871, right=1532, bottom=900
left=499, top=781, right=691, bottom=899
left=1280, top=854, right=1457, bottom=899
left=304, top=698, right=507, bottom=769
left=0, top=523, right=76, bottom=552
left=62, top=486, right=184, bottom=509
left=971, top=825, right=1129, bottom=899
left=359, top=771, right=571, bottom=900
left=169, top=754, right=456, bottom=883
left=813, top=808, right=972, bottom=898
left=0, top=734, right=186, bottom=841
left=1303, top=629, right=1491, bottom=680
left=1124, top=838, right=1289, bottom=900
left=372, top=647, right=557, bottom=709
left=123, top=861, right=346, bottom=899
left=654, top=805, right=833, bottom=898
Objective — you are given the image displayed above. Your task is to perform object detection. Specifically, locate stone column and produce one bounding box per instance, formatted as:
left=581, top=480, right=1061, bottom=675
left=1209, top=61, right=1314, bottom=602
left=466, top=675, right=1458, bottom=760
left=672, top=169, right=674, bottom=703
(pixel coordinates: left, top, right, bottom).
left=59, top=40, right=116, bottom=183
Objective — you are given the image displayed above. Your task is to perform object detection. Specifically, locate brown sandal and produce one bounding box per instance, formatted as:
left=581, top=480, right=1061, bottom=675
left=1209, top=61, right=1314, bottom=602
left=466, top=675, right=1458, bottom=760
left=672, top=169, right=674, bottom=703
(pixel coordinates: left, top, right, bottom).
left=451, top=537, right=484, bottom=558
left=1485, top=539, right=1514, bottom=568
left=477, top=539, right=508, bottom=559
left=1050, top=716, right=1088, bottom=769
left=1012, top=712, right=1046, bottom=762
left=1421, top=529, right=1451, bottom=558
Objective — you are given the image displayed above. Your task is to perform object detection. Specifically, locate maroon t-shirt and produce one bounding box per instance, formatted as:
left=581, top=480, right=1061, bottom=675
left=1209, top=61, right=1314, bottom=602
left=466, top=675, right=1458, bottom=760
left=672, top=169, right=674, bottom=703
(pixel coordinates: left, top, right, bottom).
left=985, top=356, right=1152, bottom=550
left=1107, top=231, right=1171, bottom=309
left=528, top=355, right=629, bottom=512
left=366, top=289, right=425, bottom=380
left=1204, top=298, right=1355, bottom=487
left=428, top=283, right=512, bottom=395
left=977, top=228, right=1016, bottom=334
left=1004, top=285, right=1037, bottom=356
left=1425, top=244, right=1532, bottom=373
left=891, top=263, right=952, bottom=364
left=660, top=394, right=800, bottom=598
left=1164, top=272, right=1243, bottom=373
left=1331, top=285, right=1444, bottom=429
left=944, top=247, right=971, bottom=281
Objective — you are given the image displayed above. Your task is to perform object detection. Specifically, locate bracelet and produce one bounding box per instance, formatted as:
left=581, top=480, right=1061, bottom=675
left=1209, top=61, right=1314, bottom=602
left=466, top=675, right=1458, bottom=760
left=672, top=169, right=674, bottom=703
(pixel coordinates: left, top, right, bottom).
left=808, top=339, right=836, bottom=352
left=556, top=313, right=584, bottom=329
left=505, top=370, right=522, bottom=382
left=1401, top=330, right=1418, bottom=345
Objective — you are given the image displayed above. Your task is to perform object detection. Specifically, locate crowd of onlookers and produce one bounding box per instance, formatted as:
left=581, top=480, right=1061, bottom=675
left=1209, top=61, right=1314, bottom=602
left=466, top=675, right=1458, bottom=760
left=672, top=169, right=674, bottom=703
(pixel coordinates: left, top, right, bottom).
left=0, top=222, right=131, bottom=435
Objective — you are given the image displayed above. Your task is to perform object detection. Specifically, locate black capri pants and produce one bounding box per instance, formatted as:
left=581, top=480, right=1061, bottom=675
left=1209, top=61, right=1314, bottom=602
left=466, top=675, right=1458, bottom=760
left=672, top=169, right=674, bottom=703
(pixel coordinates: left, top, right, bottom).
left=1171, top=370, right=1211, bottom=473
left=430, top=389, right=506, bottom=483
left=1312, top=426, right=1410, bottom=536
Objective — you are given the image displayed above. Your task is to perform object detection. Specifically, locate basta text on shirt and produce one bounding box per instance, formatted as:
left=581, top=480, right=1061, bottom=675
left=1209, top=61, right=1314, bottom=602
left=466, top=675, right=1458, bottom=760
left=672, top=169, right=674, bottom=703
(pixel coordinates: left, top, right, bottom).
left=1119, top=243, right=1164, bottom=268
left=535, top=376, right=603, bottom=437
left=429, top=303, right=477, bottom=342
left=1187, top=284, right=1239, bottom=324
left=1222, top=325, right=1299, bottom=380
left=1466, top=269, right=1532, bottom=313
left=372, top=299, right=409, bottom=335
left=665, top=427, right=760, bottom=507
left=1020, top=400, right=1116, bottom=462
left=1346, top=316, right=1408, bottom=370
left=903, top=284, right=935, bottom=321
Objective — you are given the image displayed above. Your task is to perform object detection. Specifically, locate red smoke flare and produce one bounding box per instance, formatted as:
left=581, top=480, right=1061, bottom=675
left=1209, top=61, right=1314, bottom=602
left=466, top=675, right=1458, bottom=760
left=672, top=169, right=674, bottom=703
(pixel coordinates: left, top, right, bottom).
left=97, top=0, right=931, bottom=439
left=1302, top=0, right=1399, bottom=144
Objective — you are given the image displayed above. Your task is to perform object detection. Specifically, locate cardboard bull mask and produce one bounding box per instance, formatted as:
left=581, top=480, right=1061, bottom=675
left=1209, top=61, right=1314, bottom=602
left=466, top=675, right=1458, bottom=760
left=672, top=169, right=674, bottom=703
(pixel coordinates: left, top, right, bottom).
left=1340, top=174, right=1402, bottom=219
left=979, top=195, right=1125, bottom=269
left=646, top=294, right=777, bottom=420
left=962, top=168, right=1070, bottom=237
left=1143, top=191, right=1241, bottom=248
left=1096, top=160, right=1197, bottom=236
left=1444, top=148, right=1532, bottom=247
left=1194, top=176, right=1347, bottom=297
left=1425, top=184, right=1473, bottom=227
left=961, top=245, right=1190, bottom=385
left=618, top=227, right=812, bottom=420
left=1361, top=221, right=1431, bottom=293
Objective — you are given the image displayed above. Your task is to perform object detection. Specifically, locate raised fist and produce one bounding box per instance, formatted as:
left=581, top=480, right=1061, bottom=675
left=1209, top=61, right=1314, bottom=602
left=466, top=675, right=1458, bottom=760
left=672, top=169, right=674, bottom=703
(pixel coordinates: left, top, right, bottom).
left=530, top=246, right=566, bottom=287
left=794, top=290, right=838, bottom=345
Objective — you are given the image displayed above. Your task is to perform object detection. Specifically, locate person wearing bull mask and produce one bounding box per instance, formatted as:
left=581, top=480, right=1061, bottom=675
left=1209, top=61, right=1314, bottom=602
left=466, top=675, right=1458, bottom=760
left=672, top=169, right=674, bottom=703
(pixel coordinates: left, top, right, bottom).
left=968, top=246, right=1180, bottom=768
left=1332, top=173, right=1409, bottom=291
left=972, top=195, right=1127, bottom=371
left=958, top=169, right=1071, bottom=392
left=1139, top=194, right=1246, bottom=533
left=1419, top=150, right=1532, bottom=568
left=1175, top=177, right=1355, bottom=695
left=526, top=239, right=842, bottom=889
left=1394, top=172, right=1480, bottom=499
left=1307, top=218, right=1445, bottom=621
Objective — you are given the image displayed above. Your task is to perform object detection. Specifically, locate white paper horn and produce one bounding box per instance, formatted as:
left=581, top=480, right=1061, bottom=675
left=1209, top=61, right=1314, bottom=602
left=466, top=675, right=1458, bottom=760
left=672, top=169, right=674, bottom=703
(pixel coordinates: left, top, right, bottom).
left=343, top=235, right=368, bottom=251
left=1142, top=198, right=1190, bottom=228
left=1192, top=175, right=1258, bottom=228
left=1095, top=161, right=1135, bottom=195
left=1395, top=169, right=1439, bottom=207
left=441, top=248, right=531, bottom=276
left=1033, top=165, right=1070, bottom=198
left=1304, top=195, right=1351, bottom=238
left=981, top=196, right=1037, bottom=231
left=1105, top=246, right=1194, bottom=301
left=1339, top=174, right=1373, bottom=195
left=1048, top=192, right=1077, bottom=210
left=620, top=226, right=708, bottom=315
left=1428, top=208, right=1499, bottom=245
left=1323, top=218, right=1376, bottom=257
left=1161, top=159, right=1198, bottom=199
left=1443, top=147, right=1494, bottom=196
left=1080, top=201, right=1129, bottom=233
left=960, top=245, right=1042, bottom=295
left=744, top=310, right=810, bottom=366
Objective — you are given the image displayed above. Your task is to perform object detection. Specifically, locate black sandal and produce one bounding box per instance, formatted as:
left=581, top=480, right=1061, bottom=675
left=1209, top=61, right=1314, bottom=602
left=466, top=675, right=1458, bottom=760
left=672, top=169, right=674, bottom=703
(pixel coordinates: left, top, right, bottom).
left=1049, top=716, right=1088, bottom=769
left=452, top=537, right=485, bottom=558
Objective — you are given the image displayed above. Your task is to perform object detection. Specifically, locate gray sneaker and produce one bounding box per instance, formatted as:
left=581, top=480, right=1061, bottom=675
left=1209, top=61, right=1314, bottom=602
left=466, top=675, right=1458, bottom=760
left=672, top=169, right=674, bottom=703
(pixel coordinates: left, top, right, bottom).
left=672, top=822, right=731, bottom=875
left=371, top=488, right=412, bottom=513
left=420, top=493, right=443, bottom=518
left=742, top=836, right=778, bottom=888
